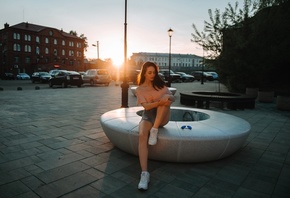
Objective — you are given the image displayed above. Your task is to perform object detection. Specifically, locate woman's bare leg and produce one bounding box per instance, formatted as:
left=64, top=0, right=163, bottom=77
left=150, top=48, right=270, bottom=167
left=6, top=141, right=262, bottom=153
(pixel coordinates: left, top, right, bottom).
left=148, top=105, right=171, bottom=145
left=153, top=105, right=171, bottom=128
left=138, top=120, right=152, bottom=171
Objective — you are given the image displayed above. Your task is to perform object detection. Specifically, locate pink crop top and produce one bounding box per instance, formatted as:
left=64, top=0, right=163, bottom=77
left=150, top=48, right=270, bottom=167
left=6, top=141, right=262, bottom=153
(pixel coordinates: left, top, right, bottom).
left=136, top=86, right=171, bottom=105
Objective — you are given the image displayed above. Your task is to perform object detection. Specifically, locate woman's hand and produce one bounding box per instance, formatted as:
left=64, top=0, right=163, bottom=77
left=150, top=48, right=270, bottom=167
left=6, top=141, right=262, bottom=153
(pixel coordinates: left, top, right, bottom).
left=158, top=95, right=173, bottom=106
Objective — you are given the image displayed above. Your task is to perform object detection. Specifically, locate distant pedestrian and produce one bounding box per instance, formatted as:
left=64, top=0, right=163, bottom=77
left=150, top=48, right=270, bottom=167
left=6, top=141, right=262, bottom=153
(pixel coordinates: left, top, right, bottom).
left=135, top=61, right=175, bottom=190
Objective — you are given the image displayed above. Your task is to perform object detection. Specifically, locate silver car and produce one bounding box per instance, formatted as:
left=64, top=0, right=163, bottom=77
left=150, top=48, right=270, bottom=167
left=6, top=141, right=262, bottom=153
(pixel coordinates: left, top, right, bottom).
left=83, top=69, right=111, bottom=86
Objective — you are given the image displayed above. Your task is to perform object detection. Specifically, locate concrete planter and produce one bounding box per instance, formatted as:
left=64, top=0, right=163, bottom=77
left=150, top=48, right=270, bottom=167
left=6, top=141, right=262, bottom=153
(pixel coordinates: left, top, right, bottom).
left=246, top=88, right=258, bottom=98
left=277, top=96, right=290, bottom=111
left=258, top=91, right=274, bottom=103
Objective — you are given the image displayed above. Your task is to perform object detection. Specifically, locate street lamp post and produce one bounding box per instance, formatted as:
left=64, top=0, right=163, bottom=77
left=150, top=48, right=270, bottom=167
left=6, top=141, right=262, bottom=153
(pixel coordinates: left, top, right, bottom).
left=121, top=0, right=129, bottom=108
left=92, top=41, right=99, bottom=59
left=167, top=28, right=173, bottom=87
left=201, top=46, right=204, bottom=85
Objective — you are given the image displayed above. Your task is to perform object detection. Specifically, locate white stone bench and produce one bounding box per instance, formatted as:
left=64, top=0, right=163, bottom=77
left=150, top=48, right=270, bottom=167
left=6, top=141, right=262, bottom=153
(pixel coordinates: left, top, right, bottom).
left=130, top=86, right=177, bottom=97
left=100, top=106, right=251, bottom=163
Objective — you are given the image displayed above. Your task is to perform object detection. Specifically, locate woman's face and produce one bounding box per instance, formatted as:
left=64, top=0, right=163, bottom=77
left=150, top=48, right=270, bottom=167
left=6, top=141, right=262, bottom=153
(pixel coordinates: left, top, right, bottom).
left=144, top=66, right=156, bottom=82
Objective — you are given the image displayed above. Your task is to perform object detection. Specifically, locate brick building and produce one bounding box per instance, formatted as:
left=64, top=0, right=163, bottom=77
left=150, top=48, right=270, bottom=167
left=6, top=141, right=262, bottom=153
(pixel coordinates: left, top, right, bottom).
left=0, top=22, right=85, bottom=77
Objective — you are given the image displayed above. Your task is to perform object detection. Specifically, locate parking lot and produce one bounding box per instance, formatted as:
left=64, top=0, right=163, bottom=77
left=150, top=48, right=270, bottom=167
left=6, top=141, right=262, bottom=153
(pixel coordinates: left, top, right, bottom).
left=0, top=80, right=290, bottom=197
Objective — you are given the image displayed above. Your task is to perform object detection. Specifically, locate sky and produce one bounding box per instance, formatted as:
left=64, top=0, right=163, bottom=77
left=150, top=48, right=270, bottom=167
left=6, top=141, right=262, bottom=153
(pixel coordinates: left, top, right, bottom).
left=1, top=0, right=243, bottom=66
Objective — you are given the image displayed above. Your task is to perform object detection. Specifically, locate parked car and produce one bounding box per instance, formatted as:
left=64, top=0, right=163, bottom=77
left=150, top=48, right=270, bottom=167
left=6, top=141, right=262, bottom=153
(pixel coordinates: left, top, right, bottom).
left=132, top=70, right=166, bottom=84
left=31, top=72, right=52, bottom=83
left=158, top=72, right=166, bottom=82
left=191, top=71, right=214, bottom=81
left=16, top=73, right=30, bottom=80
left=83, top=69, right=111, bottom=86
left=48, top=71, right=83, bottom=88
left=78, top=71, right=85, bottom=79
left=159, top=69, right=181, bottom=83
left=175, top=72, right=195, bottom=82
left=3, top=73, right=15, bottom=80
left=49, top=69, right=67, bottom=77
left=207, top=71, right=219, bottom=80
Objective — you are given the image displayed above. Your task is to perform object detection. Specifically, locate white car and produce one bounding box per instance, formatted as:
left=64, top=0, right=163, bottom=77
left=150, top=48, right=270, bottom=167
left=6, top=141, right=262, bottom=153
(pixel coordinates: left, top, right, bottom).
left=16, top=73, right=30, bottom=80
left=207, top=72, right=219, bottom=80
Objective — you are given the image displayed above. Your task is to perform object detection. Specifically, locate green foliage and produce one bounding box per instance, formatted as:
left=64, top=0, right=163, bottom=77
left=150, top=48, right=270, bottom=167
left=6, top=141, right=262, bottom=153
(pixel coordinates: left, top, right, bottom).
left=69, top=30, right=88, bottom=52
left=191, top=0, right=290, bottom=92
left=219, top=1, right=290, bottom=92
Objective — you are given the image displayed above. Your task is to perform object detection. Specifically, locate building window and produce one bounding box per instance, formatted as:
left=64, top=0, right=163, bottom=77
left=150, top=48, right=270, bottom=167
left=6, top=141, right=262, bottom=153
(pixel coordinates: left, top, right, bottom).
left=77, top=42, right=82, bottom=48
left=45, top=38, right=49, bottom=43
left=36, top=46, right=40, bottom=55
left=13, top=44, right=21, bottom=51
left=77, top=51, right=82, bottom=57
left=36, top=36, right=40, bottom=43
left=62, top=49, right=65, bottom=56
left=62, top=40, right=65, bottom=46
left=25, top=57, right=30, bottom=63
left=24, top=45, right=31, bottom=52
left=14, top=56, right=20, bottom=63
left=54, top=49, right=57, bottom=56
left=69, top=50, right=74, bottom=56
left=24, top=35, right=31, bottom=41
left=45, top=48, right=49, bottom=54
left=54, top=39, right=57, bottom=45
left=69, top=41, right=74, bottom=47
left=13, top=33, right=20, bottom=40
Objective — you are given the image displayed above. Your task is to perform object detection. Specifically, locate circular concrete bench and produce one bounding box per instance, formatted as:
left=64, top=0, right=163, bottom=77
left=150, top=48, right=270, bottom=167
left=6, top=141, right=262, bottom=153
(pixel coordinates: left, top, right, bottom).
left=130, top=86, right=177, bottom=97
left=100, top=106, right=251, bottom=163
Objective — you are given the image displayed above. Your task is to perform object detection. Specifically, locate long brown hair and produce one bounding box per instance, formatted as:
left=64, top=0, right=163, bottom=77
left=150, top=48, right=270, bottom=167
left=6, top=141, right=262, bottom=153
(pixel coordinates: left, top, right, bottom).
left=137, top=62, right=165, bottom=90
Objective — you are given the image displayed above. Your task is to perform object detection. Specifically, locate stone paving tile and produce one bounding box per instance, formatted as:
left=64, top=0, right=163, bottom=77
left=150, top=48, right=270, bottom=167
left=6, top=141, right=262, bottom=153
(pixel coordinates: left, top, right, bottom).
left=35, top=172, right=98, bottom=198
left=36, top=152, right=85, bottom=171
left=232, top=187, right=271, bottom=198
left=36, top=161, right=90, bottom=183
left=0, top=181, right=31, bottom=198
left=61, top=185, right=105, bottom=198
left=1, top=82, right=290, bottom=197
left=152, top=184, right=195, bottom=197
left=20, top=175, right=45, bottom=190
left=196, top=178, right=239, bottom=198
left=90, top=175, right=128, bottom=195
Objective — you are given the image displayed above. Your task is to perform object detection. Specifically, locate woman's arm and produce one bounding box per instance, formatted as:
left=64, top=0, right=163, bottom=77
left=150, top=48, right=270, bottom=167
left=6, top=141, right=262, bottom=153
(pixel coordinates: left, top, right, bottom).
left=141, top=101, right=161, bottom=110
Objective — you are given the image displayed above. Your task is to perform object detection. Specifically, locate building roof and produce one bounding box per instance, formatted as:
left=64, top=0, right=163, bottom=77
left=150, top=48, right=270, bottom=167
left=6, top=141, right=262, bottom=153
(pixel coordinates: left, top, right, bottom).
left=5, top=22, right=80, bottom=39
left=132, top=52, right=202, bottom=59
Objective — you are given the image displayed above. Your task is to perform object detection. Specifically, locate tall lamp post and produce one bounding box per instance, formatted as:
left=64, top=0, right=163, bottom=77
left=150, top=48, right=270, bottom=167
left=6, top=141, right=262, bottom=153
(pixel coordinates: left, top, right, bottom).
left=167, top=28, right=173, bottom=87
left=92, top=41, right=99, bottom=59
left=201, top=46, right=204, bottom=85
left=121, top=0, right=129, bottom=108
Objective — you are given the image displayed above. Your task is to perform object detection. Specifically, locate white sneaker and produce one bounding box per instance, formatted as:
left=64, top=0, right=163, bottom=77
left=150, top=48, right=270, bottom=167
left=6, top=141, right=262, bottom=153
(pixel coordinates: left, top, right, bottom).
left=148, top=128, right=158, bottom=145
left=138, top=172, right=150, bottom=190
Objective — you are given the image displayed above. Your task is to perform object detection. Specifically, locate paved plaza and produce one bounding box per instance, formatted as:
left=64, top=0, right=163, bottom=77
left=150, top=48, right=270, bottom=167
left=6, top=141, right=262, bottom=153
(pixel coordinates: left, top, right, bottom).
left=0, top=80, right=290, bottom=198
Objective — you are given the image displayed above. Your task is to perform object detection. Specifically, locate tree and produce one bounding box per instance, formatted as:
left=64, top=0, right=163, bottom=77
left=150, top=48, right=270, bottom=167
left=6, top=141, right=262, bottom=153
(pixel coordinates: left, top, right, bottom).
left=219, top=0, right=290, bottom=92
left=191, top=0, right=257, bottom=59
left=191, top=0, right=289, bottom=92
left=69, top=30, right=88, bottom=52
left=191, top=0, right=288, bottom=59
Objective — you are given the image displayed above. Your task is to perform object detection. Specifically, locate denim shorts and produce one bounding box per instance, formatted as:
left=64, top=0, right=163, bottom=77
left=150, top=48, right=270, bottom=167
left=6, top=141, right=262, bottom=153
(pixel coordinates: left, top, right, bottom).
left=141, top=108, right=157, bottom=124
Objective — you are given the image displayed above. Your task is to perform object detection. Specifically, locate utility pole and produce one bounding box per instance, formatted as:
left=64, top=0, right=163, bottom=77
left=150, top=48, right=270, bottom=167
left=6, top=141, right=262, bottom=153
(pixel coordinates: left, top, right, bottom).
left=92, top=41, right=99, bottom=59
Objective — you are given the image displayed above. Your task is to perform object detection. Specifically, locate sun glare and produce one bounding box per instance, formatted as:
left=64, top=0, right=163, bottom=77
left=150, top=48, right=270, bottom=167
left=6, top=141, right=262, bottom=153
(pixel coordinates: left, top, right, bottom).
left=112, top=54, right=124, bottom=68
